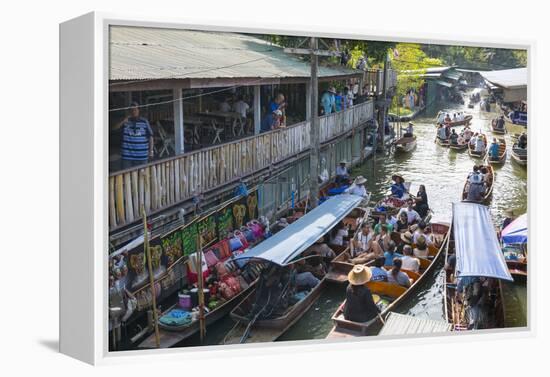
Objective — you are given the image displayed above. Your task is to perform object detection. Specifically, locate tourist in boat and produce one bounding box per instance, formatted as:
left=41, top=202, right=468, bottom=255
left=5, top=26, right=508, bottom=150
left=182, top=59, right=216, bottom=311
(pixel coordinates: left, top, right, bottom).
left=489, top=138, right=500, bottom=160
left=463, top=126, right=473, bottom=142
left=387, top=258, right=411, bottom=287
left=293, top=260, right=322, bottom=289
left=384, top=241, right=403, bottom=266
left=437, top=124, right=448, bottom=141
left=351, top=223, right=373, bottom=257
left=413, top=235, right=429, bottom=258
left=335, top=160, right=350, bottom=185
left=370, top=257, right=388, bottom=282
left=468, top=165, right=483, bottom=184
left=401, top=245, right=420, bottom=273
left=397, top=199, right=422, bottom=225
left=403, top=122, right=414, bottom=137
left=413, top=221, right=433, bottom=246
left=437, top=111, right=446, bottom=124
left=496, top=115, right=505, bottom=130
left=480, top=166, right=490, bottom=187
left=452, top=113, right=458, bottom=122
left=395, top=212, right=409, bottom=232
left=330, top=222, right=349, bottom=246
left=466, top=173, right=485, bottom=202
left=345, top=176, right=369, bottom=198
left=518, top=132, right=527, bottom=149
left=470, top=133, right=478, bottom=148
left=304, top=238, right=337, bottom=260
left=450, top=129, right=459, bottom=145
left=444, top=113, right=452, bottom=124
left=391, top=174, right=408, bottom=199
left=475, top=134, right=486, bottom=153
left=413, top=184, right=429, bottom=219
left=374, top=214, right=394, bottom=234
left=375, top=224, right=392, bottom=252
left=343, top=265, right=380, bottom=323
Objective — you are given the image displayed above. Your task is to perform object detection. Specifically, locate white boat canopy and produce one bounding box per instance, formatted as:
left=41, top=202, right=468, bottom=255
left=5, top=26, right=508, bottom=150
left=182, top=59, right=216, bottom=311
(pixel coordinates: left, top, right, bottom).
left=234, top=194, right=363, bottom=266
left=452, top=202, right=513, bottom=281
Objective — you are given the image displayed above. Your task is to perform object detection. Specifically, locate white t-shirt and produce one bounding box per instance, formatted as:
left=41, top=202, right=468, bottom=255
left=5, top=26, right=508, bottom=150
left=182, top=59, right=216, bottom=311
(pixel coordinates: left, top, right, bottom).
left=475, top=138, right=485, bottom=152
left=401, top=255, right=420, bottom=273
left=332, top=228, right=349, bottom=246
left=346, top=184, right=367, bottom=197
left=233, top=101, right=250, bottom=118
left=355, top=231, right=372, bottom=252
left=398, top=208, right=422, bottom=224
left=336, top=166, right=348, bottom=176
left=437, top=127, right=447, bottom=139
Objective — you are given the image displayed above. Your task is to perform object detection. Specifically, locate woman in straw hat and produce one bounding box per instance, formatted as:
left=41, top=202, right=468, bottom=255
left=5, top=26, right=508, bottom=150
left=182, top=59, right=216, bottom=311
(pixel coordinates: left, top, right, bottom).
left=345, top=175, right=369, bottom=198
left=343, top=265, right=380, bottom=323
left=413, top=234, right=429, bottom=258
left=391, top=174, right=408, bottom=200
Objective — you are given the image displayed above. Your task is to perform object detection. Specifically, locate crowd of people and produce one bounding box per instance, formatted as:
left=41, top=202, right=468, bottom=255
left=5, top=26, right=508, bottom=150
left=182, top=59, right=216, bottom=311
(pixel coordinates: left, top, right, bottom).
left=321, top=86, right=356, bottom=115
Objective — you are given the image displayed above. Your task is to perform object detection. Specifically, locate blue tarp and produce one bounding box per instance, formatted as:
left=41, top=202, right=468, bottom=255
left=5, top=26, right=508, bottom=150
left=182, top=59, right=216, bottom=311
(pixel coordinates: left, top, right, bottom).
left=234, top=194, right=363, bottom=266
left=452, top=202, right=513, bottom=281
left=502, top=214, right=527, bottom=244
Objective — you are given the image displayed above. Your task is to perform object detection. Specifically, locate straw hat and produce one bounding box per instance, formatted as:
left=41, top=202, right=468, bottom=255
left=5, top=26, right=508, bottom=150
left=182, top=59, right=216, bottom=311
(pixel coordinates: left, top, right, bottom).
left=354, top=176, right=367, bottom=185
left=339, top=159, right=347, bottom=165
left=392, top=174, right=404, bottom=183
left=416, top=235, right=427, bottom=249
left=347, top=265, right=372, bottom=286
left=401, top=231, right=413, bottom=245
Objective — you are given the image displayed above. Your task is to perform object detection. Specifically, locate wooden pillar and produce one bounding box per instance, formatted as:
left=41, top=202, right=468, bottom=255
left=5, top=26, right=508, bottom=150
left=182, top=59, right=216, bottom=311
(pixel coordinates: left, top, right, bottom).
left=173, top=88, right=184, bottom=154
left=254, top=85, right=261, bottom=135
left=309, top=37, right=320, bottom=208
left=306, top=82, right=312, bottom=120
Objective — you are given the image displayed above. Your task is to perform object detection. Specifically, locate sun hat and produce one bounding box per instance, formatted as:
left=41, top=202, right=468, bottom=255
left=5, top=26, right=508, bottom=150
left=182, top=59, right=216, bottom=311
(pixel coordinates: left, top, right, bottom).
left=401, top=231, right=413, bottom=245
left=392, top=174, right=404, bottom=182
left=416, top=235, right=427, bottom=249
left=347, top=265, right=372, bottom=286
left=329, top=86, right=337, bottom=93
left=354, top=176, right=367, bottom=185
left=339, top=159, right=347, bottom=164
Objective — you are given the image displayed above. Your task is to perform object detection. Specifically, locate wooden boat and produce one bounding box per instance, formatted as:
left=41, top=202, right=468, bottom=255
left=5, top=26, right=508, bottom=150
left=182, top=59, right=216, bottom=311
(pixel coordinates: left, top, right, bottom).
left=435, top=112, right=472, bottom=127
left=511, top=143, right=527, bottom=166
left=486, top=138, right=507, bottom=165
left=394, top=135, right=417, bottom=153
left=461, top=164, right=494, bottom=204
left=220, top=194, right=365, bottom=344
left=491, top=119, right=507, bottom=135
left=444, top=202, right=513, bottom=330
left=326, top=226, right=450, bottom=338
left=223, top=277, right=326, bottom=344
left=449, top=142, right=468, bottom=151
left=468, top=135, right=487, bottom=159
left=436, top=136, right=450, bottom=147
left=326, top=222, right=450, bottom=284
left=138, top=280, right=257, bottom=349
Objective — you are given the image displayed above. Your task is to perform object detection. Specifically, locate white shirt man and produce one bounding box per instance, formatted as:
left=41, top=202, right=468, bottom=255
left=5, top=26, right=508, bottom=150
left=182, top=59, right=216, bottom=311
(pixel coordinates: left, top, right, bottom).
left=233, top=100, right=250, bottom=119
left=437, top=127, right=447, bottom=140
left=354, top=227, right=373, bottom=254
left=475, top=137, right=485, bottom=152
left=336, top=165, right=349, bottom=177
left=401, top=246, right=420, bottom=273
left=346, top=184, right=368, bottom=198
left=398, top=207, right=422, bottom=224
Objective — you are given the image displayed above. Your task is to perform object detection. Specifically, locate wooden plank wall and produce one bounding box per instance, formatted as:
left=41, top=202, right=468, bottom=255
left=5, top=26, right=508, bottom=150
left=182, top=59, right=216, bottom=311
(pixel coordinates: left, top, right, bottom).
left=109, top=101, right=373, bottom=230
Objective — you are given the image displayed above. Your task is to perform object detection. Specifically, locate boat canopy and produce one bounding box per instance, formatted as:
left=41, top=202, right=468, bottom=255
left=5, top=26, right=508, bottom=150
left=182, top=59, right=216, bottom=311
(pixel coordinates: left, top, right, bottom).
left=234, top=194, right=363, bottom=266
left=502, top=213, right=527, bottom=244
left=452, top=202, right=513, bottom=281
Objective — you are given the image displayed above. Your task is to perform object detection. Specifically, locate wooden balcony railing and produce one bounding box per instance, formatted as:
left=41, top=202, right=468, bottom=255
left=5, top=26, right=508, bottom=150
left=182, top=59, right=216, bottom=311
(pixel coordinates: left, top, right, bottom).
left=363, top=69, right=397, bottom=95
left=109, top=100, right=374, bottom=231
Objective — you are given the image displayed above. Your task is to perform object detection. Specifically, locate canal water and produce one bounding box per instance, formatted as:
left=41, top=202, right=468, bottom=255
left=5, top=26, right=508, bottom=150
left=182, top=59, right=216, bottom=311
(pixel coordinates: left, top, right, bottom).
left=177, top=99, right=527, bottom=347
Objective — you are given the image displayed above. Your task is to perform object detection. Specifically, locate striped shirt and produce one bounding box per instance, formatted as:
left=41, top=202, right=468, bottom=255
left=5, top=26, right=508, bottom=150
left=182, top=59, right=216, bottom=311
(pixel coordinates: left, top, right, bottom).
left=121, top=117, right=153, bottom=161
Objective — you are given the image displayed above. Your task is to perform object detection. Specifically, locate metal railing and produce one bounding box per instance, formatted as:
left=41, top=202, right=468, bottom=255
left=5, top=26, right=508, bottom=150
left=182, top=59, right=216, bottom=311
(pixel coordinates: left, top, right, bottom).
left=109, top=100, right=374, bottom=231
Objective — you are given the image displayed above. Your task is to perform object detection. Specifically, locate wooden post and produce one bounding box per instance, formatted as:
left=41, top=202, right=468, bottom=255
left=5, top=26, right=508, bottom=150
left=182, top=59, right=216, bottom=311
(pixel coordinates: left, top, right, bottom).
left=195, top=234, right=206, bottom=342
left=254, top=85, right=261, bottom=135
left=143, top=206, right=160, bottom=348
left=173, top=88, right=185, bottom=155
left=309, top=37, right=320, bottom=209
left=305, top=82, right=312, bottom=120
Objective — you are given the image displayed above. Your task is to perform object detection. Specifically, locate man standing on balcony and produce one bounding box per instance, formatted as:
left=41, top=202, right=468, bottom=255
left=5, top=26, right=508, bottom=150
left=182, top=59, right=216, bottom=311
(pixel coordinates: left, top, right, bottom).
left=115, top=102, right=154, bottom=169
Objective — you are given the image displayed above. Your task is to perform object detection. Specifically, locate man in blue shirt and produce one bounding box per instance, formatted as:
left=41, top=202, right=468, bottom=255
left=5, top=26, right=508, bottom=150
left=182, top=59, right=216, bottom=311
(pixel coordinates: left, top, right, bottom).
left=115, top=102, right=154, bottom=169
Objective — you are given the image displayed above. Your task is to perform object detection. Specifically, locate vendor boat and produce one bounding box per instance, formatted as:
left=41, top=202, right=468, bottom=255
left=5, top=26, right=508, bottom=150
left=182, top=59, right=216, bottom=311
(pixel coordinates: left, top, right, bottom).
left=468, top=135, right=488, bottom=159
left=491, top=119, right=507, bottom=135
left=221, top=195, right=364, bottom=344
left=444, top=202, right=513, bottom=330
left=394, top=135, right=417, bottom=154
left=511, top=143, right=527, bottom=166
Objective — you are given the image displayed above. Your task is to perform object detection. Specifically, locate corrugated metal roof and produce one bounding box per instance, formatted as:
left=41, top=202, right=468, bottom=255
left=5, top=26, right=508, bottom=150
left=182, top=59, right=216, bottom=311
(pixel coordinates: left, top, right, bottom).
left=379, top=313, right=452, bottom=336
left=480, top=68, right=527, bottom=89
left=110, top=26, right=361, bottom=81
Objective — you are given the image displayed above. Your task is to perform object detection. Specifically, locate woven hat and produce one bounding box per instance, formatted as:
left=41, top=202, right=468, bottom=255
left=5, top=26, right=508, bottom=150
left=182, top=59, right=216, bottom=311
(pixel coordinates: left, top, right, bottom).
left=347, top=265, right=372, bottom=286
left=401, top=231, right=413, bottom=245
left=339, top=159, right=347, bottom=165
left=416, top=234, right=427, bottom=249
left=354, top=176, right=367, bottom=185
left=392, top=174, right=404, bottom=183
